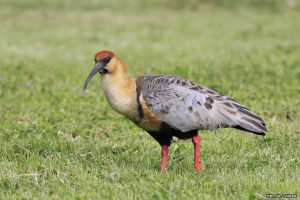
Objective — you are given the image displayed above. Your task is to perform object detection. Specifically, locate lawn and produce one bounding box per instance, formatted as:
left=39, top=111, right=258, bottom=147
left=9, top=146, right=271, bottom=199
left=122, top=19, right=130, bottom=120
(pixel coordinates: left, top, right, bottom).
left=0, top=0, right=299, bottom=199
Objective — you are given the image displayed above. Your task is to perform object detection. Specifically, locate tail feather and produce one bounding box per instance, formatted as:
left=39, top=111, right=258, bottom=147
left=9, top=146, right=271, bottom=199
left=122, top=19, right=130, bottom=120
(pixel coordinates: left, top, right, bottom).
left=234, top=105, right=267, bottom=135
left=217, top=100, right=267, bottom=135
left=233, top=124, right=266, bottom=135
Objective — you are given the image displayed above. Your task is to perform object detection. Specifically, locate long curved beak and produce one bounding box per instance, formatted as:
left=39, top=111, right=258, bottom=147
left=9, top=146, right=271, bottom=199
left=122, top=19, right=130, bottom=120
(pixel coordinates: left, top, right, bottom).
left=82, top=62, right=104, bottom=97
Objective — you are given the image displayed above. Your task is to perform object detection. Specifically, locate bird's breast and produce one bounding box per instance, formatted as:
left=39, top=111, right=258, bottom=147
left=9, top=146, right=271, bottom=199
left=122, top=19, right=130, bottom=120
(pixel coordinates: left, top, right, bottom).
left=101, top=77, right=140, bottom=122
left=100, top=76, right=163, bottom=131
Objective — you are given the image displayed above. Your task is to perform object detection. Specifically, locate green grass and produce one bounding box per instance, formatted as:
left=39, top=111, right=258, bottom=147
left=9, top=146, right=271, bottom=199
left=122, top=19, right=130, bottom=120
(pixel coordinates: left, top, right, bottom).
left=0, top=1, right=300, bottom=199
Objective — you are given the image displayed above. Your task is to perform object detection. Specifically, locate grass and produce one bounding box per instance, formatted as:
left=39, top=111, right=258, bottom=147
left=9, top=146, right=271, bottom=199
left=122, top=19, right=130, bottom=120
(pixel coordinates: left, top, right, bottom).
left=0, top=1, right=300, bottom=199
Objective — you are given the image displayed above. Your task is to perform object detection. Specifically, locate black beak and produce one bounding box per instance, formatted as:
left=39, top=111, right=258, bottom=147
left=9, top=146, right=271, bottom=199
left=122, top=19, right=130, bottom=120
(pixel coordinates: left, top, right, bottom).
left=82, top=62, right=105, bottom=97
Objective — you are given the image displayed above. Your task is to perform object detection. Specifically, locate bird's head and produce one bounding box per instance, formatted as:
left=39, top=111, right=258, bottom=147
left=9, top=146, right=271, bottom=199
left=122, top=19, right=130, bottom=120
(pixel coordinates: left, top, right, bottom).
left=82, top=50, right=123, bottom=96
left=94, top=50, right=116, bottom=74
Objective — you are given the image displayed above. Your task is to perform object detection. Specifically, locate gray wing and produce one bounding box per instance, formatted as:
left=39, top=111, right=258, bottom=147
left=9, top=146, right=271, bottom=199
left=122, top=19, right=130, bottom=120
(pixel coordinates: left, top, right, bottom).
left=137, top=74, right=266, bottom=134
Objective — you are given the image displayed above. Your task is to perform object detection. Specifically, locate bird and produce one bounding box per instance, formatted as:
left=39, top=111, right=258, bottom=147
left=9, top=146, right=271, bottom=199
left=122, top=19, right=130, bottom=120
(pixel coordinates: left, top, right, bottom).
left=82, top=50, right=267, bottom=172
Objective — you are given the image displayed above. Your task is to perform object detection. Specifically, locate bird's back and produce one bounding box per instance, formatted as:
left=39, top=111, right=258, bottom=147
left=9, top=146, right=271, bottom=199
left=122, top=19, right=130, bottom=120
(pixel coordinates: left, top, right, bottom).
left=136, top=74, right=266, bottom=136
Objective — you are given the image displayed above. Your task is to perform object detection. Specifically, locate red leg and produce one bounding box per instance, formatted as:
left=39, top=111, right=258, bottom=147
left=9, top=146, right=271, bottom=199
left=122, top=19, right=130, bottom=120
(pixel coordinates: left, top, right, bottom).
left=160, top=145, right=169, bottom=172
left=192, top=134, right=204, bottom=171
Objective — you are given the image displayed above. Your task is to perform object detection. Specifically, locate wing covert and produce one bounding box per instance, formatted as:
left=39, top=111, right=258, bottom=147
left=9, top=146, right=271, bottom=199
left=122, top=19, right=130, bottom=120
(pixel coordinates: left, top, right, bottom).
left=136, top=74, right=266, bottom=134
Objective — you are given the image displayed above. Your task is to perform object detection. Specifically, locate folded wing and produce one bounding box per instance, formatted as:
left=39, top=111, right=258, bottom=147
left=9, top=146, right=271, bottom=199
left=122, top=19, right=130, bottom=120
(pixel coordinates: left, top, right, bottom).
left=137, top=74, right=266, bottom=135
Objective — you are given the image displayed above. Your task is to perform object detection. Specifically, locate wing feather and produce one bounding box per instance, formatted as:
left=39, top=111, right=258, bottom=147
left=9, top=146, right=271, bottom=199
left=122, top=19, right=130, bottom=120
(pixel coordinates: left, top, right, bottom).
left=136, top=74, right=266, bottom=135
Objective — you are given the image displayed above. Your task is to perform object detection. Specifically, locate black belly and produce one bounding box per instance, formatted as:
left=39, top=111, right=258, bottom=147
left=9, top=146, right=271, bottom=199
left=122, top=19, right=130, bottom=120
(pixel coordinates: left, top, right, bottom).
left=147, top=122, right=198, bottom=146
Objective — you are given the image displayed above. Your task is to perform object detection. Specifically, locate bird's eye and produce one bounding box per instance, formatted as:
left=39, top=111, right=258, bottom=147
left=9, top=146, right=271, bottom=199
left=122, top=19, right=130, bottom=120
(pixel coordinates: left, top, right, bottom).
left=102, top=56, right=112, bottom=64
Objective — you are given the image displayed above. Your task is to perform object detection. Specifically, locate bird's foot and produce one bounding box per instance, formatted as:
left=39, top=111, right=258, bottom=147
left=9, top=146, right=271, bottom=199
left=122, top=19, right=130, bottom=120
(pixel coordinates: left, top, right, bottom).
left=194, top=164, right=205, bottom=171
left=160, top=168, right=167, bottom=173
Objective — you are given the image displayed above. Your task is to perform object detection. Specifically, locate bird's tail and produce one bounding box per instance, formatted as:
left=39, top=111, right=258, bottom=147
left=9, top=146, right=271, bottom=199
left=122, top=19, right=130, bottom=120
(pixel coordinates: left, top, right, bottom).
left=233, top=104, right=266, bottom=135
left=217, top=100, right=267, bottom=135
